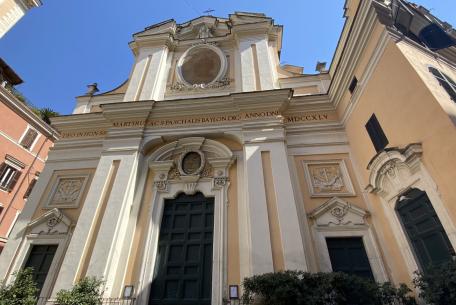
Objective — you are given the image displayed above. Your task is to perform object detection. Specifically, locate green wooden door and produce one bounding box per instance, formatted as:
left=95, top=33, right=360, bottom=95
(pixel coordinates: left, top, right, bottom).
left=24, top=244, right=58, bottom=295
left=149, top=192, right=214, bottom=305
left=396, top=189, right=455, bottom=270
left=326, top=237, right=374, bottom=279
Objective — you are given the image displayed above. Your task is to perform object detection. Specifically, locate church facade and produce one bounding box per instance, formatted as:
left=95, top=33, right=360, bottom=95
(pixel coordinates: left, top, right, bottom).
left=1, top=1, right=456, bottom=304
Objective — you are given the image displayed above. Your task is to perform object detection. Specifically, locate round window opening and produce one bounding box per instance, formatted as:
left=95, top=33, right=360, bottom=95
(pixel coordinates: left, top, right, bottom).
left=180, top=47, right=222, bottom=85
left=181, top=152, right=202, bottom=175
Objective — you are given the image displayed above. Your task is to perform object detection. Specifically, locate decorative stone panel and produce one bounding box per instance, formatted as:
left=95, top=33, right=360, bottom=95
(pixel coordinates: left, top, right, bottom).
left=45, top=174, right=90, bottom=209
left=303, top=160, right=355, bottom=197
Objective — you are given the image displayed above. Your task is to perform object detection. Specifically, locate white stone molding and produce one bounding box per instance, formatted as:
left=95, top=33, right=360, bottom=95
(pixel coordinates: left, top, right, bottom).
left=302, top=159, right=356, bottom=197
left=137, top=137, right=234, bottom=305
left=44, top=173, right=91, bottom=209
left=365, top=143, right=456, bottom=277
left=243, top=140, right=308, bottom=275
left=309, top=197, right=388, bottom=282
left=0, top=158, right=98, bottom=286
left=175, top=44, right=228, bottom=87
left=6, top=208, right=72, bottom=299
left=84, top=153, right=140, bottom=295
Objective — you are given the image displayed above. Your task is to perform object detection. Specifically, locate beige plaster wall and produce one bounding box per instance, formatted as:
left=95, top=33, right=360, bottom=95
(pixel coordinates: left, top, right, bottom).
left=343, top=39, right=456, bottom=284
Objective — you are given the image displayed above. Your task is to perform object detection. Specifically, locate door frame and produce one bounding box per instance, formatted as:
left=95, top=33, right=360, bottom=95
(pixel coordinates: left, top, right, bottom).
left=10, top=233, right=70, bottom=299
left=366, top=144, right=456, bottom=278
left=137, top=155, right=233, bottom=305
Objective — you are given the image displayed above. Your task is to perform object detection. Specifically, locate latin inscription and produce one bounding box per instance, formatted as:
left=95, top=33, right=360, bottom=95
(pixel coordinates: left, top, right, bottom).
left=61, top=130, right=107, bottom=138
left=60, top=111, right=333, bottom=138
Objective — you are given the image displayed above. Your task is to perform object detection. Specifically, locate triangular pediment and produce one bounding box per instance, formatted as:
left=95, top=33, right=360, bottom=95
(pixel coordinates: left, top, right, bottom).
left=27, top=208, right=72, bottom=235
left=309, top=197, right=368, bottom=227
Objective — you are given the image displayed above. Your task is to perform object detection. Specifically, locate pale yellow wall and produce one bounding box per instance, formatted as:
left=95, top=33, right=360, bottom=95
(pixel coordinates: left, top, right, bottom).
left=124, top=168, right=155, bottom=286
left=343, top=39, right=456, bottom=284
left=76, top=161, right=120, bottom=281
left=261, top=151, right=285, bottom=271
left=336, top=22, right=386, bottom=119
left=227, top=160, right=240, bottom=285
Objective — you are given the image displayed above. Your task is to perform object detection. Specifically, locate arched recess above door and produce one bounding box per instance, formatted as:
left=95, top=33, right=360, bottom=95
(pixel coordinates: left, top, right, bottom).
left=146, top=137, right=235, bottom=194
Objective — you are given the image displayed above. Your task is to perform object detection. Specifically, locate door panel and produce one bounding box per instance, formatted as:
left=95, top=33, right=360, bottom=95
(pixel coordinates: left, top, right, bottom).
left=24, top=244, right=58, bottom=295
left=149, top=192, right=214, bottom=305
left=326, top=237, right=374, bottom=279
left=396, top=189, right=454, bottom=270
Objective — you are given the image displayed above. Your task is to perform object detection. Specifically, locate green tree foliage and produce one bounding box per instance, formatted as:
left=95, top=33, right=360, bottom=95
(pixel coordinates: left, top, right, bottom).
left=5, top=84, right=59, bottom=125
left=242, top=270, right=416, bottom=305
left=413, top=259, right=456, bottom=305
left=37, top=107, right=59, bottom=124
left=56, top=277, right=104, bottom=305
left=0, top=268, right=38, bottom=305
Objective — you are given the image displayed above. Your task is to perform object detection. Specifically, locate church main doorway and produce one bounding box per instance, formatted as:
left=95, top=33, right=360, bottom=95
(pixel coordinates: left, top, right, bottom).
left=149, top=192, right=214, bottom=305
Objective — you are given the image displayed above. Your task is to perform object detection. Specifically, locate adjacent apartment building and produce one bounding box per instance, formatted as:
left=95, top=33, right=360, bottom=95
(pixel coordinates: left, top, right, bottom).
left=0, top=1, right=456, bottom=304
left=0, top=59, right=57, bottom=253
left=0, top=0, right=41, bottom=38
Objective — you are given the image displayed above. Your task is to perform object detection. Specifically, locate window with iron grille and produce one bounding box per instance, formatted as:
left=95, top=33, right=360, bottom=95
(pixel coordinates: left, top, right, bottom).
left=0, top=163, right=21, bottom=191
left=429, top=67, right=456, bottom=102
left=365, top=114, right=389, bottom=153
left=20, top=128, right=38, bottom=150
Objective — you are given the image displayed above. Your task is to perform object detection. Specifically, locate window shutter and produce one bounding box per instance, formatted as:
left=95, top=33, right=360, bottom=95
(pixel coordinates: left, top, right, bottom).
left=7, top=170, right=21, bottom=192
left=23, top=179, right=37, bottom=198
left=365, top=114, right=389, bottom=152
left=20, top=129, right=38, bottom=149
left=0, top=163, right=6, bottom=178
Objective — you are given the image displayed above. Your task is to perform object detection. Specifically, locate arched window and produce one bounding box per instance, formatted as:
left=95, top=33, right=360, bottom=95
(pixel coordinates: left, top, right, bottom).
left=429, top=66, right=456, bottom=102
left=396, top=188, right=455, bottom=271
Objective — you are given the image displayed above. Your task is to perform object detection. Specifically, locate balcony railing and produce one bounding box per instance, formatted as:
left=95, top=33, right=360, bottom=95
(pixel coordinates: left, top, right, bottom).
left=36, top=298, right=136, bottom=305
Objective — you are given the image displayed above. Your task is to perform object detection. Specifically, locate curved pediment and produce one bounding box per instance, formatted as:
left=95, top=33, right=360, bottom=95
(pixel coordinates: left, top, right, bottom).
left=149, top=137, right=233, bottom=162
left=366, top=143, right=422, bottom=196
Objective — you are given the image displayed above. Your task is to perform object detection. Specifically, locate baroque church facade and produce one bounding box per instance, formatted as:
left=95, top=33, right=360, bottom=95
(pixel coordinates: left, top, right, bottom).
left=1, top=1, right=456, bottom=304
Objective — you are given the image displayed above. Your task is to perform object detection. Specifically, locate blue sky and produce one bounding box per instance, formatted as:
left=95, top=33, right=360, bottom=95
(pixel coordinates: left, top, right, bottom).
left=0, top=0, right=455, bottom=115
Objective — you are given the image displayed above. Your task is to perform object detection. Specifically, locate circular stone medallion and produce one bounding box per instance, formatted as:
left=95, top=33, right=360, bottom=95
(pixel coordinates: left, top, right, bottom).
left=182, top=151, right=202, bottom=175
left=177, top=45, right=226, bottom=86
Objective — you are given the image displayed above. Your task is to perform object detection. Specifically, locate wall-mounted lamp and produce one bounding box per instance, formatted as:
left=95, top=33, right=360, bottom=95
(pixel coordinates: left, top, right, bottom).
left=123, top=285, right=134, bottom=299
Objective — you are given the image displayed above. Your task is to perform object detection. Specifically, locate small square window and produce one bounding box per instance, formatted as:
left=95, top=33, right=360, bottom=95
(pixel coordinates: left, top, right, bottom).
left=365, top=114, right=389, bottom=152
